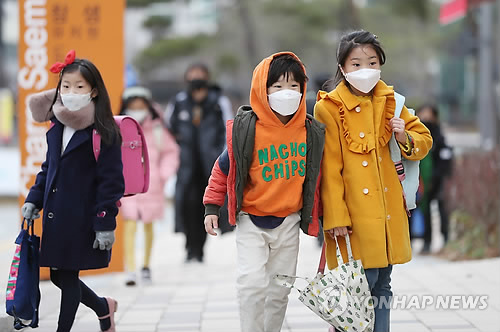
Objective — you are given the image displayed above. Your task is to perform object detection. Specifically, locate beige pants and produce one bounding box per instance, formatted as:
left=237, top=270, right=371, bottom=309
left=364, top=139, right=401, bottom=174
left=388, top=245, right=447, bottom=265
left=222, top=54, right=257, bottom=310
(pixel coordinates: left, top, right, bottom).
left=236, top=212, right=300, bottom=332
left=124, top=219, right=154, bottom=271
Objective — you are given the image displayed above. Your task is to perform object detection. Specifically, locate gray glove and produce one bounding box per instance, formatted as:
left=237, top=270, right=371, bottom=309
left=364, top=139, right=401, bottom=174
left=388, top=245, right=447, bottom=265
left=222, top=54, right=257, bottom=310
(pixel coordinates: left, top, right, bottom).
left=21, top=202, right=40, bottom=220
left=93, top=231, right=115, bottom=250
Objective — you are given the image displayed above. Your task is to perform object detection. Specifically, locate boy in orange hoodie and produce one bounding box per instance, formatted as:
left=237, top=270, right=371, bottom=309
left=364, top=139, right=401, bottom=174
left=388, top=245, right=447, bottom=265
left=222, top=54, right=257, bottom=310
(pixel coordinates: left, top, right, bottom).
left=203, top=52, right=325, bottom=332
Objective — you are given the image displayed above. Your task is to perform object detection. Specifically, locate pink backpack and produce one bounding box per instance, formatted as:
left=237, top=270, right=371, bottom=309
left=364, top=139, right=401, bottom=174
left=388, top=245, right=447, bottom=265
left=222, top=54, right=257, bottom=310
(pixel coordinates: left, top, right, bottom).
left=92, top=116, right=150, bottom=196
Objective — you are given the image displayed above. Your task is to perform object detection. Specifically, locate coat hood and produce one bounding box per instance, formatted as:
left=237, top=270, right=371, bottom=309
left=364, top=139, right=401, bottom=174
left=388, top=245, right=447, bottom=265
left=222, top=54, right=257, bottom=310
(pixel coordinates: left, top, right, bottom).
left=249, top=51, right=307, bottom=127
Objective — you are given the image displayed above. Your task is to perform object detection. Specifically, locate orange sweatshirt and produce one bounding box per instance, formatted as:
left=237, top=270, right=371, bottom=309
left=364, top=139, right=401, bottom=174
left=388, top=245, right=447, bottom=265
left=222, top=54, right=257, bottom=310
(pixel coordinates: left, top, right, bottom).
left=241, top=52, right=307, bottom=217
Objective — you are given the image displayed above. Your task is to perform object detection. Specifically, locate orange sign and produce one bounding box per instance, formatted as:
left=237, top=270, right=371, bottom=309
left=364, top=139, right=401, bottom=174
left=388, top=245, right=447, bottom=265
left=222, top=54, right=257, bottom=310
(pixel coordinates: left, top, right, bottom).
left=18, top=0, right=125, bottom=278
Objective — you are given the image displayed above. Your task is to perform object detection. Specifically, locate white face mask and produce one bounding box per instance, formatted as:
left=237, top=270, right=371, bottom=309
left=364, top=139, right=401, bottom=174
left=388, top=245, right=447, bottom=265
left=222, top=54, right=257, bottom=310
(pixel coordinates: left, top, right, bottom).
left=60, top=92, right=92, bottom=111
left=126, top=109, right=149, bottom=123
left=268, top=89, right=302, bottom=116
left=341, top=67, right=381, bottom=93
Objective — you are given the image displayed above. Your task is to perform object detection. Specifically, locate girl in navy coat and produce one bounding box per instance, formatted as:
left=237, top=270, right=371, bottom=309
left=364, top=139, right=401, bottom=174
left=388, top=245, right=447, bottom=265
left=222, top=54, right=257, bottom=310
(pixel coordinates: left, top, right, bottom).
left=21, top=50, right=124, bottom=332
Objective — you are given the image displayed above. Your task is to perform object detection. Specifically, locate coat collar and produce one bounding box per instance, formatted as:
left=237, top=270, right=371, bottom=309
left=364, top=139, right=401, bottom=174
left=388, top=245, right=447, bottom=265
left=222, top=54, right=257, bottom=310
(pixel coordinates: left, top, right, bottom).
left=47, top=118, right=92, bottom=159
left=328, top=80, right=395, bottom=111
left=62, top=128, right=91, bottom=157
left=318, top=80, right=397, bottom=153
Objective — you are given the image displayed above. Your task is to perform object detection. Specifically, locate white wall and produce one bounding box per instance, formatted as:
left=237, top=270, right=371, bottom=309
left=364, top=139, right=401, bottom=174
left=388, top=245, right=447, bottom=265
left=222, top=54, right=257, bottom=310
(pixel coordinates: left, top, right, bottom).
left=0, top=148, right=19, bottom=197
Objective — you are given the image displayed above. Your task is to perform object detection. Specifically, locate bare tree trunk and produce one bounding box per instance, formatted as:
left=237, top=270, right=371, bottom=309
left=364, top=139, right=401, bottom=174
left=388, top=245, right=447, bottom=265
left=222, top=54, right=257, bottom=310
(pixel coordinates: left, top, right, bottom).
left=347, top=0, right=361, bottom=28
left=237, top=0, right=257, bottom=65
left=0, top=0, right=5, bottom=86
left=477, top=2, right=496, bottom=150
left=496, top=0, right=500, bottom=145
left=339, top=0, right=360, bottom=30
left=496, top=0, right=500, bottom=256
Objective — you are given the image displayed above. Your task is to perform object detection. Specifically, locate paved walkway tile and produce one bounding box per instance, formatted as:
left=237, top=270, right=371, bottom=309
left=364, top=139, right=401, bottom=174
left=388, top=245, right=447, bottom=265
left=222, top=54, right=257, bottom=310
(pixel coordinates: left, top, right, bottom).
left=2, top=211, right=498, bottom=332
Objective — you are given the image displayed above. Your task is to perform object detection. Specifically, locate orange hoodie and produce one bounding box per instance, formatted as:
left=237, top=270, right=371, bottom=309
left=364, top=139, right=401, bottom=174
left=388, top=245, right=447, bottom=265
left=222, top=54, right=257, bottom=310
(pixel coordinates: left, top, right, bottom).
left=242, top=52, right=308, bottom=217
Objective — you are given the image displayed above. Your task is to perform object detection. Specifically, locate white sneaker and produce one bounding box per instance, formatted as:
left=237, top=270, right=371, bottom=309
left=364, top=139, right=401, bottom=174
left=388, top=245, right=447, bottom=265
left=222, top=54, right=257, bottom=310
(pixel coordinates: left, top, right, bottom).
left=125, top=272, right=136, bottom=286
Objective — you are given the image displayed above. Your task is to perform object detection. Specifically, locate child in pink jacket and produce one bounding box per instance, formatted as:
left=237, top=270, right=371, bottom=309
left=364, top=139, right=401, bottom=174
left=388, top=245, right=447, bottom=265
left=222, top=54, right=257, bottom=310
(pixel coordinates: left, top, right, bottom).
left=119, top=86, right=179, bottom=286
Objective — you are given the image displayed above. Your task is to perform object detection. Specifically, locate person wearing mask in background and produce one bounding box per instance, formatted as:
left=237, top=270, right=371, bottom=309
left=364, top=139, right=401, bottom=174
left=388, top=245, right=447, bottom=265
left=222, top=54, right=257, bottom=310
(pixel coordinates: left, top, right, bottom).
left=119, top=86, right=179, bottom=285
left=416, top=104, right=453, bottom=254
left=165, top=63, right=233, bottom=263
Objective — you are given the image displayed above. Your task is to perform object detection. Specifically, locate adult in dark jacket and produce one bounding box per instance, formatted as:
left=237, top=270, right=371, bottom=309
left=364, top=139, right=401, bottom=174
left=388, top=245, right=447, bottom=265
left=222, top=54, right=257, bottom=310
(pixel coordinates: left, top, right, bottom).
left=416, top=104, right=453, bottom=253
left=165, top=63, right=233, bottom=262
left=21, top=53, right=124, bottom=332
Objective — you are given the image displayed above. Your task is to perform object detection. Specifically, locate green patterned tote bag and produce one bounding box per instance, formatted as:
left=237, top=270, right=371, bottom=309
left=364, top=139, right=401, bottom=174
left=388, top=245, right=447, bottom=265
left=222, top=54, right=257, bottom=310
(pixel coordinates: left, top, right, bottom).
left=274, top=234, right=374, bottom=332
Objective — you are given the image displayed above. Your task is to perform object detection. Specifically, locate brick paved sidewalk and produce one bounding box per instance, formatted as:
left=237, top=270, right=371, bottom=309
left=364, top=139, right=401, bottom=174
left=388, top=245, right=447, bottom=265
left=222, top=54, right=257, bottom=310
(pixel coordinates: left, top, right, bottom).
left=2, top=213, right=499, bottom=332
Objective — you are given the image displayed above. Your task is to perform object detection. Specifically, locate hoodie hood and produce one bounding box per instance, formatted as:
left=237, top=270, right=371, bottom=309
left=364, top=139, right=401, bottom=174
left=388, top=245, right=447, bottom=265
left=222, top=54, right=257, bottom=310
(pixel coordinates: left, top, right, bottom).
left=249, top=51, right=307, bottom=127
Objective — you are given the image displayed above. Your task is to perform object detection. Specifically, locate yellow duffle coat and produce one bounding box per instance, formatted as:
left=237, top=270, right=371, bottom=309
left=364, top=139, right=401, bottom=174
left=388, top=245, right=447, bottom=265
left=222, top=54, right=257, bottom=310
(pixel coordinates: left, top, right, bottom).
left=314, top=80, right=433, bottom=269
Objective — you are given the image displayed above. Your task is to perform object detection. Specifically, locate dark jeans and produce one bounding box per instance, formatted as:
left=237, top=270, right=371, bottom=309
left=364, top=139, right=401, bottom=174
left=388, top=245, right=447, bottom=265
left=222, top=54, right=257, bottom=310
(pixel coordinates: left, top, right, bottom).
left=50, top=269, right=107, bottom=332
left=335, top=265, right=393, bottom=332
left=365, top=265, right=393, bottom=332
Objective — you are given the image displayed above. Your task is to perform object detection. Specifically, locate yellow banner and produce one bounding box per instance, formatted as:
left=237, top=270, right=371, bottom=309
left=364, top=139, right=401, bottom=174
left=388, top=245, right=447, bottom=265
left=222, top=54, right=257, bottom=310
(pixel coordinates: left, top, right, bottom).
left=18, top=0, right=125, bottom=277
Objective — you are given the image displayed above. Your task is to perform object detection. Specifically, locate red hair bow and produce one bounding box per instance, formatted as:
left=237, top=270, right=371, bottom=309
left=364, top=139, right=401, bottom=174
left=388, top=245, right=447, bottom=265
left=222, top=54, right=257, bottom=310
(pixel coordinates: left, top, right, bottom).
left=49, top=50, right=76, bottom=74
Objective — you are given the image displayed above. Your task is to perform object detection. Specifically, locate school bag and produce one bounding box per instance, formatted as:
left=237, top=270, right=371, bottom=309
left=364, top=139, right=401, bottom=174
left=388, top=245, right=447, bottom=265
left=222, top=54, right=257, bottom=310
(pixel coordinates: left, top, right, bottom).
left=93, top=116, right=150, bottom=196
left=389, top=92, right=419, bottom=211
left=5, top=219, right=41, bottom=330
left=274, top=234, right=375, bottom=331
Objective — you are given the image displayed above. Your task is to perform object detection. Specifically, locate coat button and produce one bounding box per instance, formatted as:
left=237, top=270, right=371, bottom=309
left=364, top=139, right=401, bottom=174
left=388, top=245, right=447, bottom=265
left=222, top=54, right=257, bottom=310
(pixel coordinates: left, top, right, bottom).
left=47, top=212, right=54, bottom=219
left=379, top=156, right=382, bottom=162
left=387, top=215, right=391, bottom=220
left=52, top=188, right=57, bottom=193
left=384, top=187, right=388, bottom=192
left=355, top=106, right=361, bottom=113
left=359, top=132, right=365, bottom=138
left=363, top=188, right=369, bottom=195
left=362, top=161, right=368, bottom=167
left=415, top=148, right=420, bottom=152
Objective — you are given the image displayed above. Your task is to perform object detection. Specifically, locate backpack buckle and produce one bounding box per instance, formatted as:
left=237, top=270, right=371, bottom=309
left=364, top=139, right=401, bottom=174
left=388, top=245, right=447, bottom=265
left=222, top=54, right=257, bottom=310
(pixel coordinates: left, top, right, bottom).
left=129, top=141, right=140, bottom=150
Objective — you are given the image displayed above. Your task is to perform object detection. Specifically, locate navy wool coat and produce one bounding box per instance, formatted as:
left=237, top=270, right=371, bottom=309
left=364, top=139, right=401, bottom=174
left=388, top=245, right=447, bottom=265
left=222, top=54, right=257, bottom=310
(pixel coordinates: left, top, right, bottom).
left=25, top=119, right=124, bottom=270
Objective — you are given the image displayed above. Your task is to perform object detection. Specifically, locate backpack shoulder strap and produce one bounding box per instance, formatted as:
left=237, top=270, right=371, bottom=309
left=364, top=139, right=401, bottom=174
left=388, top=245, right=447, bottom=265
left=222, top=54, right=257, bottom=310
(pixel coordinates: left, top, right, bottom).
left=92, top=129, right=101, bottom=161
left=393, top=92, right=405, bottom=118
left=389, top=91, right=407, bottom=163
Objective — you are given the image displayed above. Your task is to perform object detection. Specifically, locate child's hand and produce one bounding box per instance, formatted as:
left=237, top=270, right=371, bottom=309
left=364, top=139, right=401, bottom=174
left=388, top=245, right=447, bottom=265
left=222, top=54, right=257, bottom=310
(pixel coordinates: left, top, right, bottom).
left=325, top=226, right=352, bottom=239
left=21, top=202, right=40, bottom=220
left=390, top=117, right=406, bottom=143
left=204, top=215, right=219, bottom=236
left=93, top=231, right=115, bottom=250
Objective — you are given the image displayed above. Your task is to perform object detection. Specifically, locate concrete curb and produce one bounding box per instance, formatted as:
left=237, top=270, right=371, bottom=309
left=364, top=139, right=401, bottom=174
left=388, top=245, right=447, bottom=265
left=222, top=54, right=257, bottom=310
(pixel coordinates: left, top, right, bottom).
left=0, top=313, right=14, bottom=332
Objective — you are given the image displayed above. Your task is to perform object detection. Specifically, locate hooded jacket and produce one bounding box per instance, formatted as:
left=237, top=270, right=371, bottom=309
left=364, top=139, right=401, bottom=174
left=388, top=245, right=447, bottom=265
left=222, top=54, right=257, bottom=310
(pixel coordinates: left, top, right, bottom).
left=203, top=52, right=325, bottom=236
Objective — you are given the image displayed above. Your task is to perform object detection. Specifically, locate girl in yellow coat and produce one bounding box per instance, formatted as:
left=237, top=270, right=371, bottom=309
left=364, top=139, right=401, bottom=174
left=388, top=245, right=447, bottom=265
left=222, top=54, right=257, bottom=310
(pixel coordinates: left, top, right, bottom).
left=314, top=30, right=432, bottom=332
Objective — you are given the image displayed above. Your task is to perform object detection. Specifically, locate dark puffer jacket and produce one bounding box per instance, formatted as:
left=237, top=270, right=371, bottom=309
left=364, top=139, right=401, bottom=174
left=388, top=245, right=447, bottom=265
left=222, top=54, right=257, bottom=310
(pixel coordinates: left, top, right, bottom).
left=166, top=87, right=231, bottom=232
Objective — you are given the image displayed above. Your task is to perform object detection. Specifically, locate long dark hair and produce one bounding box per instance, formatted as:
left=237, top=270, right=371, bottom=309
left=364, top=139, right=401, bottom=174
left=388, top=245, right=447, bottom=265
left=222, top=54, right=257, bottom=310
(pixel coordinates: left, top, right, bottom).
left=326, top=30, right=386, bottom=91
left=52, top=58, right=121, bottom=146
